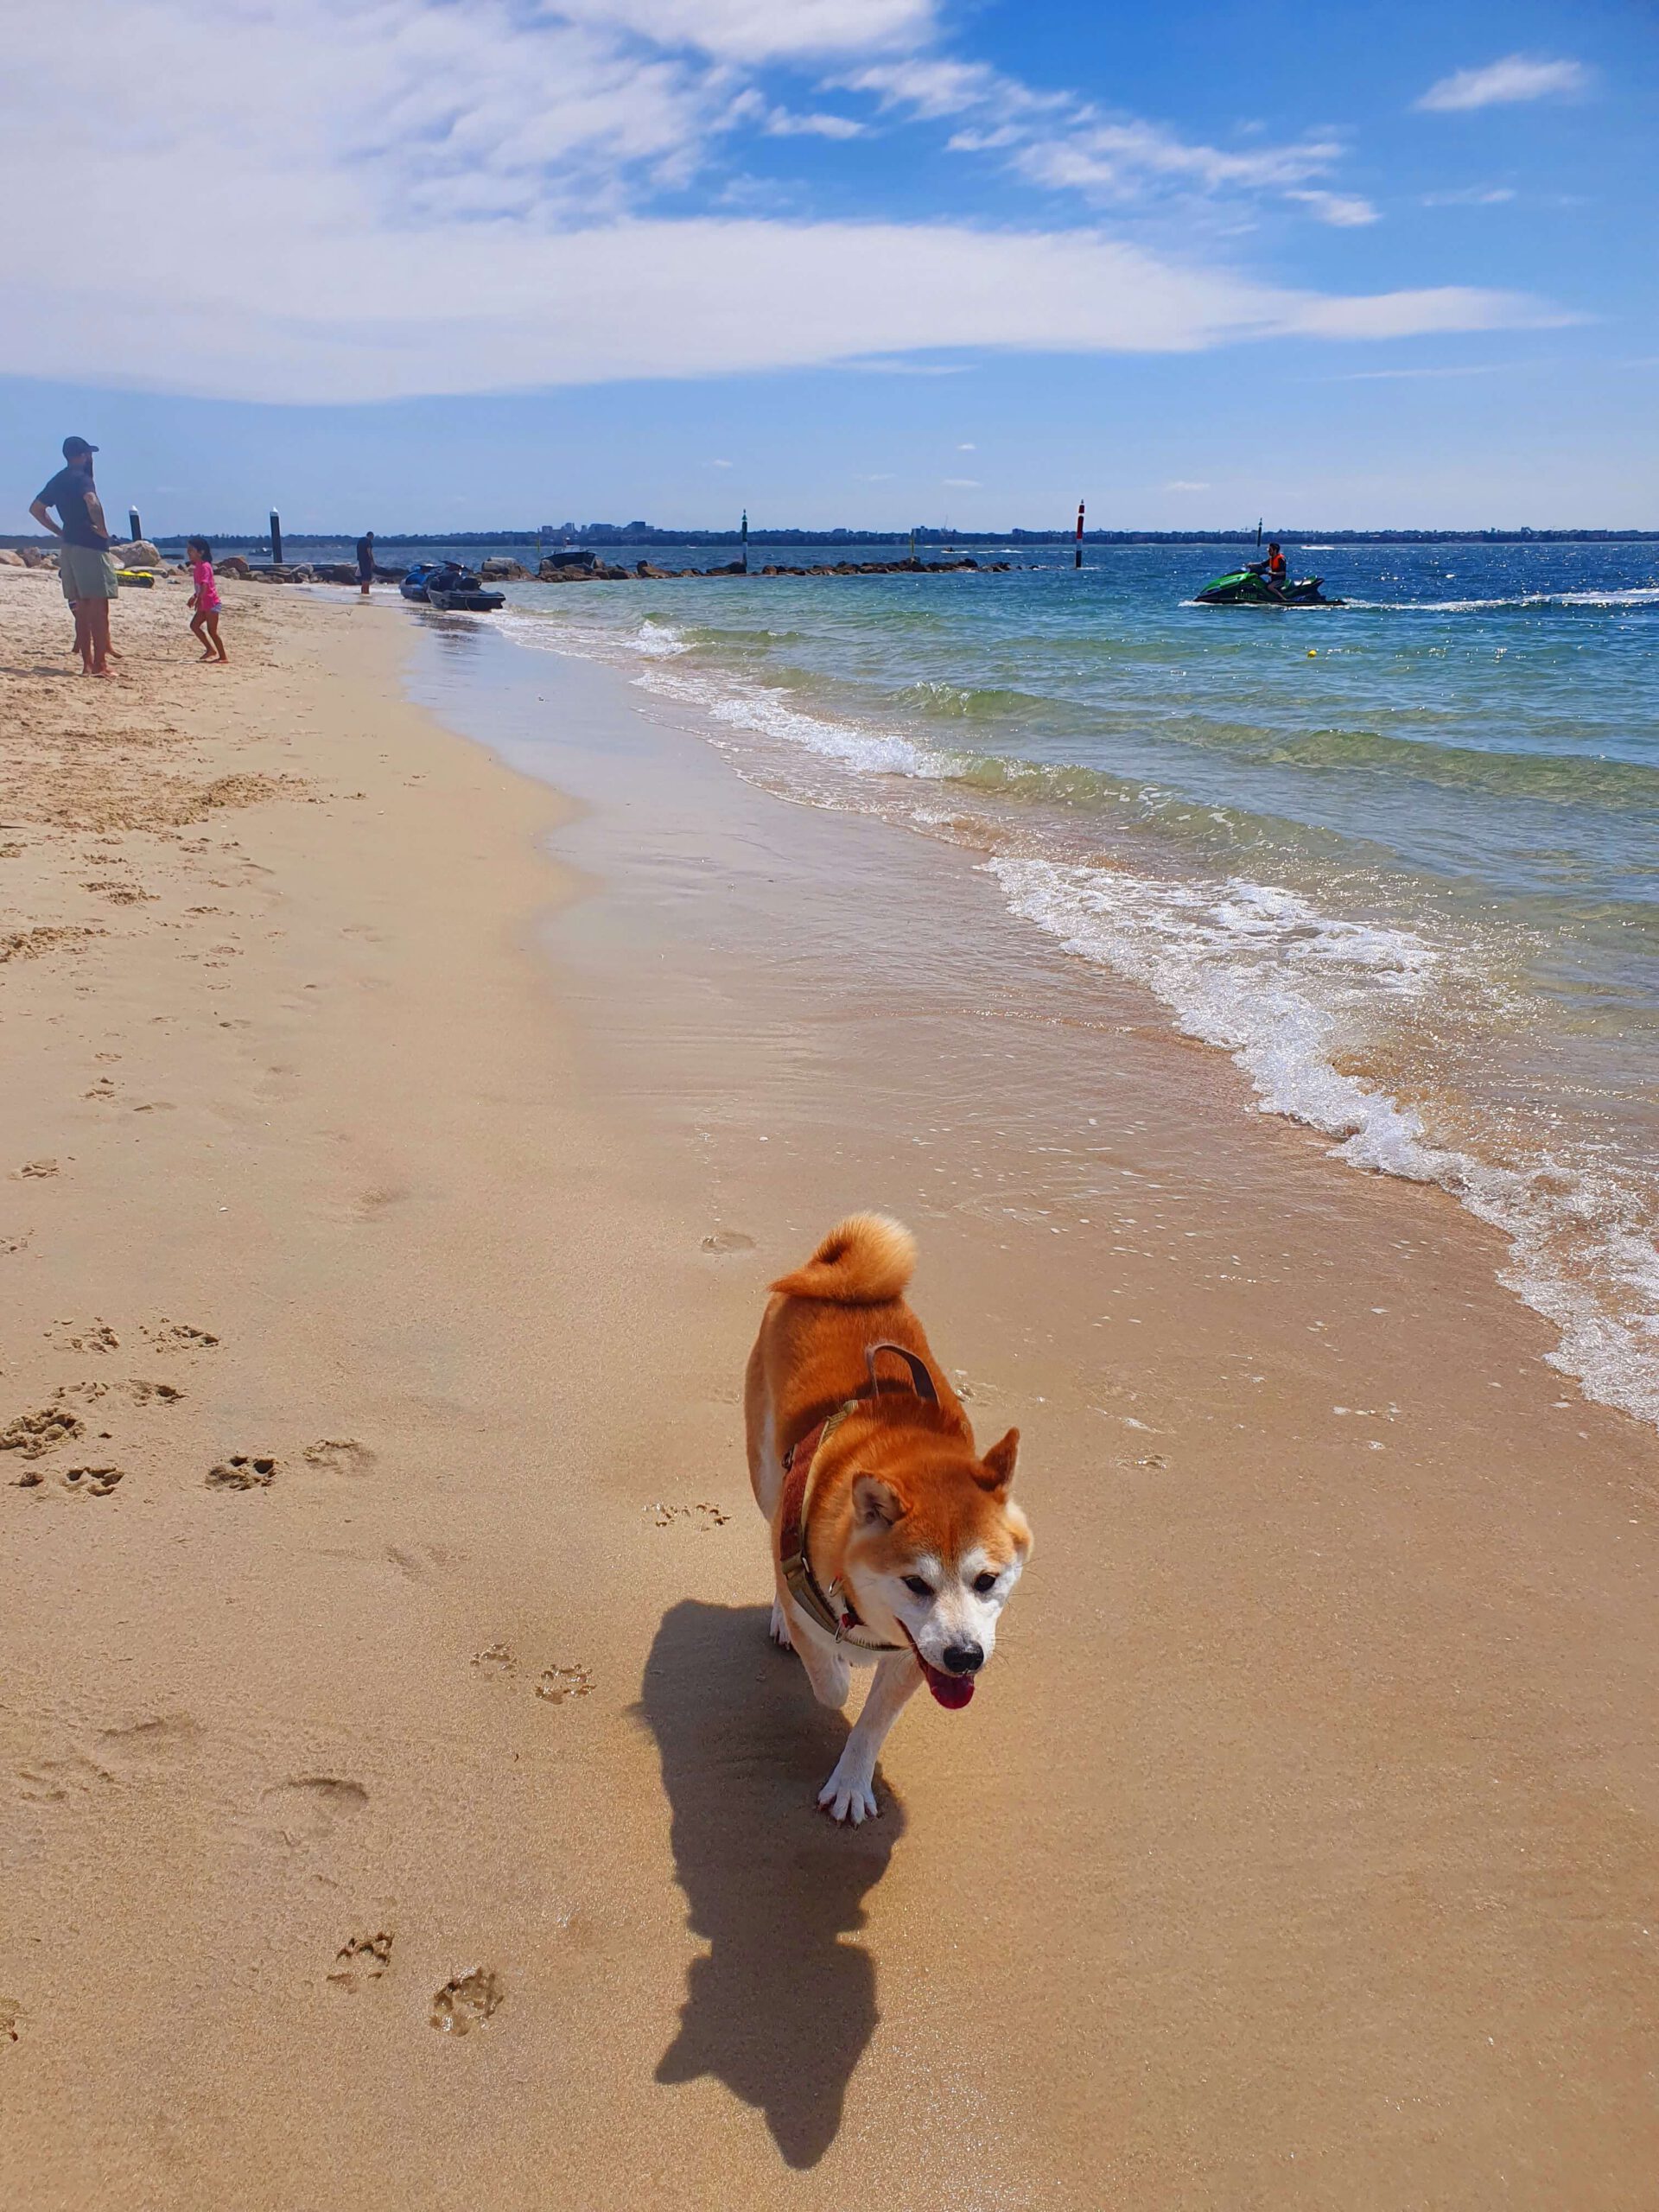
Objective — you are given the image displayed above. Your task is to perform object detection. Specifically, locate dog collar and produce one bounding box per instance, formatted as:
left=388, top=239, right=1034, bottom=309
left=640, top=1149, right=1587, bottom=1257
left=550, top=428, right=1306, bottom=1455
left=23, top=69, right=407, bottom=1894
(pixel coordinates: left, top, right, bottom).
left=775, top=1343, right=939, bottom=1653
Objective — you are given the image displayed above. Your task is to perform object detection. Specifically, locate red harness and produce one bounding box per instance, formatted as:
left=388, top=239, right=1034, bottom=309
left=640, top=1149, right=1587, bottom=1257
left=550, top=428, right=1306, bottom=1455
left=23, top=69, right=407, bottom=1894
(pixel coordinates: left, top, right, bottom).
left=776, top=1343, right=938, bottom=1649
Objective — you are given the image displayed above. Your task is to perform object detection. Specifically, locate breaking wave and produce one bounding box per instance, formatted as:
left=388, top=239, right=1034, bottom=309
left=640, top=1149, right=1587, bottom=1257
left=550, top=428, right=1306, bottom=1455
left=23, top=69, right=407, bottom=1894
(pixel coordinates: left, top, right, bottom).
left=488, top=581, right=1659, bottom=1433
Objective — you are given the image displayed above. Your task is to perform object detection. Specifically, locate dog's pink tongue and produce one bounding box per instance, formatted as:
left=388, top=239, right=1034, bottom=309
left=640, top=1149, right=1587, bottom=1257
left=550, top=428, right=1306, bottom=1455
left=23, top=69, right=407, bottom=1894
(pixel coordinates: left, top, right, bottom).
left=923, top=1663, right=976, bottom=1711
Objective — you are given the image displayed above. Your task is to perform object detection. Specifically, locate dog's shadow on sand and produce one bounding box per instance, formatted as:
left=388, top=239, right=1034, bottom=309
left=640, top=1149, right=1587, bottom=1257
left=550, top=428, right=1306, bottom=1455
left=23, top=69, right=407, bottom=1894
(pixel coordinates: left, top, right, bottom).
left=638, top=1600, right=906, bottom=2169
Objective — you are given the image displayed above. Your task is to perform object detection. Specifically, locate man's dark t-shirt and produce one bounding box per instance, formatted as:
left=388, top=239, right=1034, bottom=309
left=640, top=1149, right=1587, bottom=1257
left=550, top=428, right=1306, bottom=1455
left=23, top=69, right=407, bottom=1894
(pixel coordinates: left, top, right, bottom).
left=356, top=537, right=374, bottom=574
left=37, top=464, right=109, bottom=550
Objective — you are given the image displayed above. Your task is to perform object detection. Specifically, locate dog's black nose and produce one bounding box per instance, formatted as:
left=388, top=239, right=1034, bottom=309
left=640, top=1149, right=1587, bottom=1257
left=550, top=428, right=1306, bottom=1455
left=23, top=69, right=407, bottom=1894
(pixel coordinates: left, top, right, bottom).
left=942, top=1641, right=984, bottom=1675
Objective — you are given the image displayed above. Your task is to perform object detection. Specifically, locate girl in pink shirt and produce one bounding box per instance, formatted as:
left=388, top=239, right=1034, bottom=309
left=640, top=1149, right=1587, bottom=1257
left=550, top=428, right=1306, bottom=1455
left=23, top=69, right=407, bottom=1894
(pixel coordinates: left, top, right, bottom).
left=187, top=537, right=228, bottom=664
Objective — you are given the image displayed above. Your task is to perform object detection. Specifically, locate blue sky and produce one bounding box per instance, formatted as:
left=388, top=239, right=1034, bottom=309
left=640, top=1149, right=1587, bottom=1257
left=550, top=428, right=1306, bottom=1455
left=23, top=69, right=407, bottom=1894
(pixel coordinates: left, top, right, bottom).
left=5, top=0, right=1656, bottom=531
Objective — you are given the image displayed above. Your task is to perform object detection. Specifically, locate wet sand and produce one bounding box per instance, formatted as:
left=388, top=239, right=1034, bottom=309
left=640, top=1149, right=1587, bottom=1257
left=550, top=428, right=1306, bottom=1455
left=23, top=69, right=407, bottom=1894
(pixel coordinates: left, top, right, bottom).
left=3, top=572, right=1656, bottom=2209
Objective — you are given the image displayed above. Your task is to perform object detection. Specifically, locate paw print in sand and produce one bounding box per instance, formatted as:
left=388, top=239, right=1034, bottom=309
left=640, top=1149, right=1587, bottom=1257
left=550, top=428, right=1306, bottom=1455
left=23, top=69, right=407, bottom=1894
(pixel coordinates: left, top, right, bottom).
left=47, top=1319, right=118, bottom=1354
left=430, top=1968, right=503, bottom=2036
left=142, top=1320, right=219, bottom=1351
left=207, top=1454, right=276, bottom=1489
left=328, top=1933, right=393, bottom=1992
left=645, top=1501, right=730, bottom=1530
left=302, top=1438, right=376, bottom=1475
left=61, top=1465, right=125, bottom=1497
left=535, top=1663, right=594, bottom=1703
left=2, top=1407, right=84, bottom=1461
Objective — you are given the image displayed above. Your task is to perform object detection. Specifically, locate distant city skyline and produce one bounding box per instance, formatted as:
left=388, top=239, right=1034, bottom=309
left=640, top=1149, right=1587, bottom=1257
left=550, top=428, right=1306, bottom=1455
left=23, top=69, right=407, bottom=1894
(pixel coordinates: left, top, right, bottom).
left=5, top=1, right=1656, bottom=530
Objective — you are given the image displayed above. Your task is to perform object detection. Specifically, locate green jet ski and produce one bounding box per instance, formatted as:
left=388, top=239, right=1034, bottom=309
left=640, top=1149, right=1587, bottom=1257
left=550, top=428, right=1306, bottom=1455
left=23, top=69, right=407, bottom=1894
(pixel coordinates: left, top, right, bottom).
left=1195, top=565, right=1344, bottom=607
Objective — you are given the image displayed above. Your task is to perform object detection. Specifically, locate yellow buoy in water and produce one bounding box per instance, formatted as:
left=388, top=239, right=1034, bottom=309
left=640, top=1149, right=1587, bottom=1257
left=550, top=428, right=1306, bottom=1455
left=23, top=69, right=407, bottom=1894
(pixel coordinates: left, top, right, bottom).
left=1306, top=647, right=1317, bottom=657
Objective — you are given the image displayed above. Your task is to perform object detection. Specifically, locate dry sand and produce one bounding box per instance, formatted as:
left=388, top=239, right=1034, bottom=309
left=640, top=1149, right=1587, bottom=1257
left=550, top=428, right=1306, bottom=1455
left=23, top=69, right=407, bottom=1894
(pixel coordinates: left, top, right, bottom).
left=3, top=569, right=1656, bottom=2210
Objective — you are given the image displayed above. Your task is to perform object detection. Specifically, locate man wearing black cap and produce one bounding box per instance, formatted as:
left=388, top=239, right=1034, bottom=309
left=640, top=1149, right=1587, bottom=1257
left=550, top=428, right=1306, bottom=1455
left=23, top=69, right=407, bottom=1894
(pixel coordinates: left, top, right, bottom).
left=29, top=436, right=118, bottom=676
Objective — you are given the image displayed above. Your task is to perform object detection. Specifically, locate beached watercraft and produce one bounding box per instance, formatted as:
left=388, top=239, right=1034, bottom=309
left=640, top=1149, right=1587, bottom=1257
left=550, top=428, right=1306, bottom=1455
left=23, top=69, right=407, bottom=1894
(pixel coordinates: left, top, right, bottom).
left=402, top=560, right=505, bottom=612
left=427, top=583, right=505, bottom=613
left=1195, top=567, right=1344, bottom=607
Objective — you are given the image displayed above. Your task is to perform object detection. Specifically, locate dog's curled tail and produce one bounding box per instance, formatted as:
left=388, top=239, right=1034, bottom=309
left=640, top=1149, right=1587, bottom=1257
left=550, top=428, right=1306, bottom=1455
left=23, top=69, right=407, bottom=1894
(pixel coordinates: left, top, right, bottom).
left=770, top=1212, right=918, bottom=1306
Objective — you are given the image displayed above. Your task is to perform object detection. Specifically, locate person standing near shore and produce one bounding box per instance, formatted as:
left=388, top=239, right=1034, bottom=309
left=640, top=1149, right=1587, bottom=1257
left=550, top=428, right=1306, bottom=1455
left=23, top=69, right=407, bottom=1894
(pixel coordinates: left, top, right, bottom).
left=186, top=537, right=228, bottom=664
left=29, top=435, right=117, bottom=676
left=356, top=530, right=376, bottom=596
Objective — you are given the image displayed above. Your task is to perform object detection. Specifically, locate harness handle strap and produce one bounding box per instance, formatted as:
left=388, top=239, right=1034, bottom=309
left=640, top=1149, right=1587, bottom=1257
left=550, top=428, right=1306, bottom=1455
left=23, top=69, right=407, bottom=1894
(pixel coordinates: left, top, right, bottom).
left=866, top=1340, right=938, bottom=1404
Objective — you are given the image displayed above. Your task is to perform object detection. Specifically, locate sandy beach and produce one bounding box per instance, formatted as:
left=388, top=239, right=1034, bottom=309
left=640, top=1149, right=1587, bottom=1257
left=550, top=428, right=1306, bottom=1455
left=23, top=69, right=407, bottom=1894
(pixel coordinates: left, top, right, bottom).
left=3, top=569, right=1656, bottom=2210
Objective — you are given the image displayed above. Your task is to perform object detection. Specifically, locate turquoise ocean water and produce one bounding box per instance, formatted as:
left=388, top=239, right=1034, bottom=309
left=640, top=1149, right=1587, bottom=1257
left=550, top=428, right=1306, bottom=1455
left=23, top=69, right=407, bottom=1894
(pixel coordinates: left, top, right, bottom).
left=472, top=539, right=1658, bottom=1427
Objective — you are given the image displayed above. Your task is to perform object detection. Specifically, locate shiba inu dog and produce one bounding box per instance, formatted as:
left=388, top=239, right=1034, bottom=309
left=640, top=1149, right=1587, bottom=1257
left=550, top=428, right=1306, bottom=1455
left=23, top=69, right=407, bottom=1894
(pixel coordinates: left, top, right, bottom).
left=745, top=1214, right=1033, bottom=1822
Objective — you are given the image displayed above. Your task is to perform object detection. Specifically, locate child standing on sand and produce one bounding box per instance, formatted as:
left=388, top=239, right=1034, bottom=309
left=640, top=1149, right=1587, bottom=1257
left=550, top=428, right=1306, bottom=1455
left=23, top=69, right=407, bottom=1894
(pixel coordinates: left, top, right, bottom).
left=187, top=537, right=228, bottom=664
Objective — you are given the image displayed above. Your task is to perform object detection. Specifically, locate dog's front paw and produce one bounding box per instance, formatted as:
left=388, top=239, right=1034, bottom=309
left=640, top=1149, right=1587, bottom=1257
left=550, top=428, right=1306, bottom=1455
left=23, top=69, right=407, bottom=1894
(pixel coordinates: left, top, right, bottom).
left=817, top=1759, right=880, bottom=1825
left=768, top=1599, right=794, bottom=1651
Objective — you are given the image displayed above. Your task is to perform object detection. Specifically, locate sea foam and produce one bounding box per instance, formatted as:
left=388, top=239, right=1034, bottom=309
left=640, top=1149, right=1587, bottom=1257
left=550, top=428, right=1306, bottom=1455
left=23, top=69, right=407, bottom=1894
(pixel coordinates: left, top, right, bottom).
left=486, top=588, right=1659, bottom=1433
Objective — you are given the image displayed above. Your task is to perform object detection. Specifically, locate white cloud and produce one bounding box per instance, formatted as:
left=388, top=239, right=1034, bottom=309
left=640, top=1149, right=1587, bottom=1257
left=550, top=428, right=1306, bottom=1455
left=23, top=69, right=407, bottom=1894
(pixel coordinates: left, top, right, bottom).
left=1421, top=185, right=1517, bottom=207
left=943, top=476, right=980, bottom=487
left=1165, top=480, right=1210, bottom=492
left=1013, top=121, right=1342, bottom=200
left=1331, top=361, right=1529, bottom=382
left=764, top=109, right=868, bottom=138
left=1286, top=189, right=1381, bottom=227
left=846, top=54, right=1348, bottom=221
left=842, top=58, right=1065, bottom=121
left=0, top=1, right=1569, bottom=405
left=957, top=442, right=976, bottom=450
left=707, top=457, right=734, bottom=467
left=562, top=0, right=936, bottom=61
left=6, top=200, right=1562, bottom=403
left=1416, top=55, right=1590, bottom=112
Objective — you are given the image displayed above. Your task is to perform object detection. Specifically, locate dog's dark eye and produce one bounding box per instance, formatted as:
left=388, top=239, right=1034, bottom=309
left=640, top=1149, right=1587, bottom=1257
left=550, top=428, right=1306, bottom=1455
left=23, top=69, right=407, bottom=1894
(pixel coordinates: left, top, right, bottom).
left=902, top=1574, right=933, bottom=1599
left=974, top=1571, right=999, bottom=1594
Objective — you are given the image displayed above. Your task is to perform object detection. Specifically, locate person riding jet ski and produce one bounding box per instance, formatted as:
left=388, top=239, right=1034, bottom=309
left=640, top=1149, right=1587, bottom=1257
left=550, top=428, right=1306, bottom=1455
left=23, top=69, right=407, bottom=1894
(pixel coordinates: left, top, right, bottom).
left=1245, top=541, right=1289, bottom=601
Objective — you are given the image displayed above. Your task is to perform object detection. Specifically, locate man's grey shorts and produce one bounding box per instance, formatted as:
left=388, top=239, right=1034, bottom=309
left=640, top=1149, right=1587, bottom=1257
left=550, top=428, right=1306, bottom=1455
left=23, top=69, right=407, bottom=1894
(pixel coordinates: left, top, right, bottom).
left=59, top=543, right=119, bottom=603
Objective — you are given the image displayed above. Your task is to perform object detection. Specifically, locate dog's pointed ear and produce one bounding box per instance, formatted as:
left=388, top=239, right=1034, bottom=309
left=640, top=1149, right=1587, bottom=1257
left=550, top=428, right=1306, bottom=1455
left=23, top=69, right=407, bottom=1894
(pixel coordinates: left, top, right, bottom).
left=978, top=1427, right=1020, bottom=1493
left=852, top=1473, right=905, bottom=1527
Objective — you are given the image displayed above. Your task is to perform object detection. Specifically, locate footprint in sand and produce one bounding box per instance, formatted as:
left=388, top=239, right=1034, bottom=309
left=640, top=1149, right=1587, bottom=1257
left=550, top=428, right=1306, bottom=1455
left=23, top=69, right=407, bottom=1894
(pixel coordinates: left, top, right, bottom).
left=141, top=1320, right=219, bottom=1351
left=645, top=1501, right=731, bottom=1530
left=16, top=1161, right=60, bottom=1179
left=701, top=1230, right=755, bottom=1255
left=125, top=1380, right=185, bottom=1406
left=83, top=882, right=156, bottom=906
left=47, top=1319, right=118, bottom=1354
left=327, top=1932, right=394, bottom=1991
left=207, top=1454, right=276, bottom=1489
left=2, top=1407, right=84, bottom=1461
left=54, top=1380, right=110, bottom=1405
left=98, top=1715, right=202, bottom=1766
left=60, top=1465, right=125, bottom=1497
left=535, top=1663, right=594, bottom=1703
left=472, top=1643, right=518, bottom=1679
left=430, top=1968, right=503, bottom=2036
left=258, top=1777, right=368, bottom=1847
left=353, top=1185, right=409, bottom=1221
left=302, top=1438, right=377, bottom=1476
left=1, top=1999, right=22, bottom=2044
left=16, top=1753, right=117, bottom=1803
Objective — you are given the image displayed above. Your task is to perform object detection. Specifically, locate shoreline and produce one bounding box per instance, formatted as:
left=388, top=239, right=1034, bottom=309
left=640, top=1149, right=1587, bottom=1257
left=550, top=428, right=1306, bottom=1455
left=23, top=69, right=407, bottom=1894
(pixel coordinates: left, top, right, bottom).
left=485, top=576, right=1659, bottom=1436
left=3, top=575, right=1656, bottom=2209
